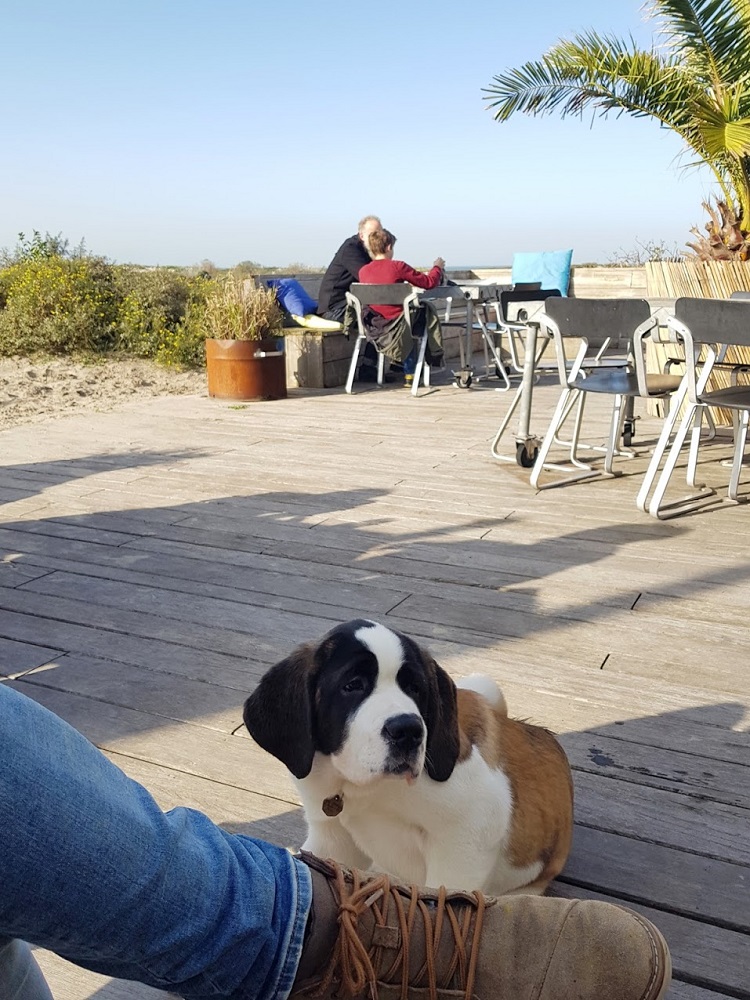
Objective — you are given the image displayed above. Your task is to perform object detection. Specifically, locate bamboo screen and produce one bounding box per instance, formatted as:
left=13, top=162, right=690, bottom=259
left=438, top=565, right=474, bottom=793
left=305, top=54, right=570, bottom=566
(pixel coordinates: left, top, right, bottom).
left=645, top=262, right=750, bottom=424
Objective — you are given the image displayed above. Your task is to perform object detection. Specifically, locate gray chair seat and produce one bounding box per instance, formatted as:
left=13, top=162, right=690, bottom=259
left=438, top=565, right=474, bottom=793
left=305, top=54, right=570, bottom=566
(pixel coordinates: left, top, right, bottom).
left=571, top=370, right=682, bottom=396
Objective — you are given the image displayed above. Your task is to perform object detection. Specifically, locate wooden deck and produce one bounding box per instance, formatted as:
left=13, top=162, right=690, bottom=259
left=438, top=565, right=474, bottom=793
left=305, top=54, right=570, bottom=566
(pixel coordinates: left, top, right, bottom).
left=0, top=368, right=748, bottom=1000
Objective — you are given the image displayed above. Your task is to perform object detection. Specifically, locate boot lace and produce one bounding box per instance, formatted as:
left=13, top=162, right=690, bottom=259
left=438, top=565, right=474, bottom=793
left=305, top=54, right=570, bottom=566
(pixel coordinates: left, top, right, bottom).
left=308, top=861, right=486, bottom=1000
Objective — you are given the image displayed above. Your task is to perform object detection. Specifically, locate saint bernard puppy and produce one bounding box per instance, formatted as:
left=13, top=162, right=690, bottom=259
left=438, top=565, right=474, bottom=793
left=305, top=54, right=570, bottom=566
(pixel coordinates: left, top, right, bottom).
left=243, top=619, right=573, bottom=895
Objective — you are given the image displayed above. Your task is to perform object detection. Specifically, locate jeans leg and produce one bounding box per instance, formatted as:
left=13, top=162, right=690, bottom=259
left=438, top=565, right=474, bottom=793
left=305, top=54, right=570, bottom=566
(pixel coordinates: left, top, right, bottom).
left=0, top=939, right=54, bottom=1000
left=0, top=684, right=311, bottom=1000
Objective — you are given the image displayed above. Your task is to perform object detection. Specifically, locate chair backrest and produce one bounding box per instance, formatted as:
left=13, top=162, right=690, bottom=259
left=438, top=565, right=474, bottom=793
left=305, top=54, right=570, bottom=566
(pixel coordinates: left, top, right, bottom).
left=348, top=283, right=418, bottom=307
left=500, top=287, right=560, bottom=322
left=542, top=297, right=651, bottom=351
left=675, top=297, right=750, bottom=347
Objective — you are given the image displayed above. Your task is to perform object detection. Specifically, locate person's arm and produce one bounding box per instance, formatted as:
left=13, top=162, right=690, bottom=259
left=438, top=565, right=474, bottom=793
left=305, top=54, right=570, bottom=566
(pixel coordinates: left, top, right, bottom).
left=392, top=260, right=444, bottom=289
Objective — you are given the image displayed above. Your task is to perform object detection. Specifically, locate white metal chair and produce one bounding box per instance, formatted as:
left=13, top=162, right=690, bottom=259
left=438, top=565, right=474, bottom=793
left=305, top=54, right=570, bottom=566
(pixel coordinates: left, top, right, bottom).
left=344, top=284, right=430, bottom=396
left=638, top=296, right=750, bottom=517
left=530, top=298, right=683, bottom=488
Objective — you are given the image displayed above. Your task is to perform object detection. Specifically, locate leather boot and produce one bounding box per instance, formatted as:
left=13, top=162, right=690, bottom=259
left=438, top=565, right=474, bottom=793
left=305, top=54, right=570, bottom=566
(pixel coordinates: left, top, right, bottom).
left=290, top=852, right=671, bottom=1000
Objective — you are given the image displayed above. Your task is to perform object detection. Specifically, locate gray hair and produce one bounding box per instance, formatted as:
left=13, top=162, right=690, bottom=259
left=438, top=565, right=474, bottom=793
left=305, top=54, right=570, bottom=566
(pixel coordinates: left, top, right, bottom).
left=357, top=215, right=381, bottom=236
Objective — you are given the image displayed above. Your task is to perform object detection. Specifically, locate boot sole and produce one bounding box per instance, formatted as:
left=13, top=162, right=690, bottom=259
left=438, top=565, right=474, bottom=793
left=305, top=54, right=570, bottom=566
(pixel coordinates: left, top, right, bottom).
left=632, top=912, right=672, bottom=1000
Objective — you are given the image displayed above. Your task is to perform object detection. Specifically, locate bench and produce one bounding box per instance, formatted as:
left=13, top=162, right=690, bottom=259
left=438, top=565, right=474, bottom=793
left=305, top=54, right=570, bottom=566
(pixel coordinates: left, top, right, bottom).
left=251, top=273, right=350, bottom=389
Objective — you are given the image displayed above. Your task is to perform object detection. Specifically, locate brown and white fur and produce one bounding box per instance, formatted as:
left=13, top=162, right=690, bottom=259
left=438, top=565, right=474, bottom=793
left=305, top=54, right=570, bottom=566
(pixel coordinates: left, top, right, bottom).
left=243, top=619, right=573, bottom=894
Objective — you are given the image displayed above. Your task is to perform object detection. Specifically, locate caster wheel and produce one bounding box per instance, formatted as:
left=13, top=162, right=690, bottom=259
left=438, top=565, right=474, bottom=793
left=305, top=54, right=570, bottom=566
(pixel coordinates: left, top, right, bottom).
left=455, top=372, right=473, bottom=389
left=516, top=442, right=538, bottom=468
left=623, top=421, right=635, bottom=447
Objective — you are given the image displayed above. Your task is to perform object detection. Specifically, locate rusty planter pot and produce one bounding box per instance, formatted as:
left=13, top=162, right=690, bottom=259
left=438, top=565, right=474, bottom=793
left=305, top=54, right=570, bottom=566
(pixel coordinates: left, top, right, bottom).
left=205, top=338, right=287, bottom=402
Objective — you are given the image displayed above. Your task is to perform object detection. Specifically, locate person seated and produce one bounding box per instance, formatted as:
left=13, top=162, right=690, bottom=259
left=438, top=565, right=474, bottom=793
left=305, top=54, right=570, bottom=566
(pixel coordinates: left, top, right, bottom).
left=357, top=229, right=445, bottom=385
left=317, top=215, right=390, bottom=382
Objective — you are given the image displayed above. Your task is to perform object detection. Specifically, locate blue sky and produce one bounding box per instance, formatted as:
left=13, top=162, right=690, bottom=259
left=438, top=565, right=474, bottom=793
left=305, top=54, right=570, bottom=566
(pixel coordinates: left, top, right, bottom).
left=1, top=0, right=717, bottom=268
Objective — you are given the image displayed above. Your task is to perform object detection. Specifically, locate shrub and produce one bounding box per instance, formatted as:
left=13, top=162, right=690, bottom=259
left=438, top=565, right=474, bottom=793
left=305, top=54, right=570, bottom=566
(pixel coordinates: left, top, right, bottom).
left=0, top=255, right=120, bottom=355
left=608, top=240, right=685, bottom=266
left=113, top=267, right=209, bottom=368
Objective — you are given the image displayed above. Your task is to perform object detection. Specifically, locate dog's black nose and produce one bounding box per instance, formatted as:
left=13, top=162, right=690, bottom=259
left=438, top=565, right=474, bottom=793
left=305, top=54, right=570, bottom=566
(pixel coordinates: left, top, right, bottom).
left=382, top=713, right=424, bottom=752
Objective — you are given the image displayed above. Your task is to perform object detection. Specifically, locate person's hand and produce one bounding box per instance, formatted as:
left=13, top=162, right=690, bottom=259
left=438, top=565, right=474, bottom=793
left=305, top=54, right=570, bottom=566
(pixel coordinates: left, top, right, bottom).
left=434, top=257, right=445, bottom=270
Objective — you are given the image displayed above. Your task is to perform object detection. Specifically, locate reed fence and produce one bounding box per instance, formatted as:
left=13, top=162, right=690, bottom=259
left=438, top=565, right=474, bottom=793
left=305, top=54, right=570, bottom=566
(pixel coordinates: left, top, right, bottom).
left=645, top=261, right=750, bottom=425
left=646, top=260, right=750, bottom=298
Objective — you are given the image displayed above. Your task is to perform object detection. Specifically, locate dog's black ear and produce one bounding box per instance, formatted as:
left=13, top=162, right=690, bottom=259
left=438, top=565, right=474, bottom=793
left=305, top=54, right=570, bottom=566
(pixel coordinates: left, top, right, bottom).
left=243, top=645, right=317, bottom=779
left=424, top=658, right=460, bottom=782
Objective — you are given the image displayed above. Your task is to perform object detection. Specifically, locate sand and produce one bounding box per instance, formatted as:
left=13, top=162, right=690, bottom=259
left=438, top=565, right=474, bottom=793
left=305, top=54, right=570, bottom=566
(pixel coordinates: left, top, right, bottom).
left=0, top=357, right=207, bottom=430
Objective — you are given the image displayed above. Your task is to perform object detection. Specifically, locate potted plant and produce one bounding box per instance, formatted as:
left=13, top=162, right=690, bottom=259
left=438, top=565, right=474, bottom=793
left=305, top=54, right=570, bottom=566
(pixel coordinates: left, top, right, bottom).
left=202, top=276, right=287, bottom=401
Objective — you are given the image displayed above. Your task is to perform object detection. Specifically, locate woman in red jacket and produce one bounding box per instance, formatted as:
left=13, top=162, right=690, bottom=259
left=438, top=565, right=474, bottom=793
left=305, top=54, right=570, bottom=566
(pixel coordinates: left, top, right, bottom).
left=357, top=230, right=445, bottom=384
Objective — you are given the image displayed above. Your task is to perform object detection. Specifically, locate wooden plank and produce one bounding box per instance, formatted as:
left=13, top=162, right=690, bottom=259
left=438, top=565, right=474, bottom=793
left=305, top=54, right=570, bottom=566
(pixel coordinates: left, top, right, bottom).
left=562, top=826, right=749, bottom=931
left=560, top=731, right=749, bottom=809
left=4, top=680, right=298, bottom=804
left=0, top=636, right=64, bottom=677
left=20, top=654, right=247, bottom=733
left=0, top=607, right=271, bottom=686
left=572, top=770, right=750, bottom=865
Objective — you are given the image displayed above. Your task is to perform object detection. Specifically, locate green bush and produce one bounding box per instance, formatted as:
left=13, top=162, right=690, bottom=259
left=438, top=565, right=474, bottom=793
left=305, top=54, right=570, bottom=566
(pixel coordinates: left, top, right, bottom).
left=114, top=267, right=209, bottom=368
left=0, top=255, right=120, bottom=355
left=0, top=255, right=210, bottom=368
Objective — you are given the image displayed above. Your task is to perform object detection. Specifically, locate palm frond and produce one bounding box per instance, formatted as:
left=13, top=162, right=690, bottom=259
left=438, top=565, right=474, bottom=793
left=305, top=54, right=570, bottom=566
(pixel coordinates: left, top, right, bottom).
left=644, top=0, right=750, bottom=88
left=484, top=31, right=700, bottom=133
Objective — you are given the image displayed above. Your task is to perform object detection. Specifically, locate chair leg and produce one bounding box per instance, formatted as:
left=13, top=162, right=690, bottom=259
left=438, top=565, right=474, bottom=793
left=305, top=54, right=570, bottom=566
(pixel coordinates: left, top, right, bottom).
left=530, top=388, right=598, bottom=488
left=646, top=404, right=715, bottom=518
left=602, top=395, right=625, bottom=476
left=636, top=378, right=689, bottom=512
left=490, top=382, right=525, bottom=461
left=345, top=335, right=364, bottom=394
left=476, top=312, right=511, bottom=389
left=376, top=350, right=385, bottom=386
left=728, top=409, right=749, bottom=501
left=566, top=393, right=591, bottom=468
left=685, top=410, right=704, bottom=488
left=411, top=336, right=430, bottom=397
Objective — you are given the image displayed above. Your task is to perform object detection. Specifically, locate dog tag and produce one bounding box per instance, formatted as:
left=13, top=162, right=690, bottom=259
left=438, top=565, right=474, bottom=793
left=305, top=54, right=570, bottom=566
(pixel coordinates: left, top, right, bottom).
left=322, top=794, right=344, bottom=816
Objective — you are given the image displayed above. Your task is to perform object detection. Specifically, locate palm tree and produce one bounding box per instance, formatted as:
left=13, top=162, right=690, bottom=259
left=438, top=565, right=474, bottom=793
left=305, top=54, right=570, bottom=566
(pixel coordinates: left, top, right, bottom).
left=484, top=0, right=750, bottom=259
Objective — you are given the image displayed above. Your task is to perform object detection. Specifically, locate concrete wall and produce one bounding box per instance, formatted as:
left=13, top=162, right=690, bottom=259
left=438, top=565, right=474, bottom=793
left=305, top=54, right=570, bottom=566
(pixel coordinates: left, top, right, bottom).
left=447, top=266, right=648, bottom=298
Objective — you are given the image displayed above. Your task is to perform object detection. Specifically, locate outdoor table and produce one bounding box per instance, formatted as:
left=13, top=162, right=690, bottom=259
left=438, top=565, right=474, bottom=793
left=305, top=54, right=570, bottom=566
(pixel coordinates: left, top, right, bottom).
left=419, top=282, right=511, bottom=387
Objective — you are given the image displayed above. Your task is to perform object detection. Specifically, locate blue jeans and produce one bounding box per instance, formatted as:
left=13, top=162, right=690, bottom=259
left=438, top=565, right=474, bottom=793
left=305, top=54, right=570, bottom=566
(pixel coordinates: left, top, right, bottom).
left=0, top=684, right=312, bottom=1000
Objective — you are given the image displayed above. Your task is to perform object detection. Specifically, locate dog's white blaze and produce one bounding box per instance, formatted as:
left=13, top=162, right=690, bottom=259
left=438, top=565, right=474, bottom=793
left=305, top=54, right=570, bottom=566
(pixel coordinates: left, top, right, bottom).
left=331, top=622, right=425, bottom=785
left=355, top=622, right=403, bottom=681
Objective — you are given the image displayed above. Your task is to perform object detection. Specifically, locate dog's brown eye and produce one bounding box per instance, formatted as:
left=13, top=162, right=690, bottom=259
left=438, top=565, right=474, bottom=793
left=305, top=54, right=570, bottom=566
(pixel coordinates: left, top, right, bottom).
left=342, top=677, right=365, bottom=694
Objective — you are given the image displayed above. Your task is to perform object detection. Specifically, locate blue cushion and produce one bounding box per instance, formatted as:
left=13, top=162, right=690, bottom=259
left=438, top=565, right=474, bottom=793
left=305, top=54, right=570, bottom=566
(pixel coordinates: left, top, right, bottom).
left=511, top=250, right=573, bottom=297
left=266, top=278, right=318, bottom=317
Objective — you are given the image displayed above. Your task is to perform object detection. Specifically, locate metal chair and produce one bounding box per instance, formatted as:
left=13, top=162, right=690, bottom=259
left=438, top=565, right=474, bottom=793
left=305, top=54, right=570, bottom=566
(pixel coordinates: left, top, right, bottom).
left=344, top=284, right=431, bottom=396
left=530, top=298, right=683, bottom=488
left=638, top=296, right=750, bottom=517
left=488, top=286, right=561, bottom=376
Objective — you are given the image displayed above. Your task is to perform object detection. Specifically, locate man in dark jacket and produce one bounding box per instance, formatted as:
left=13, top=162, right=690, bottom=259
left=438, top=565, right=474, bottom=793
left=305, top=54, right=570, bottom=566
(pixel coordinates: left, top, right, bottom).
left=318, top=215, right=387, bottom=381
left=318, top=215, right=381, bottom=321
